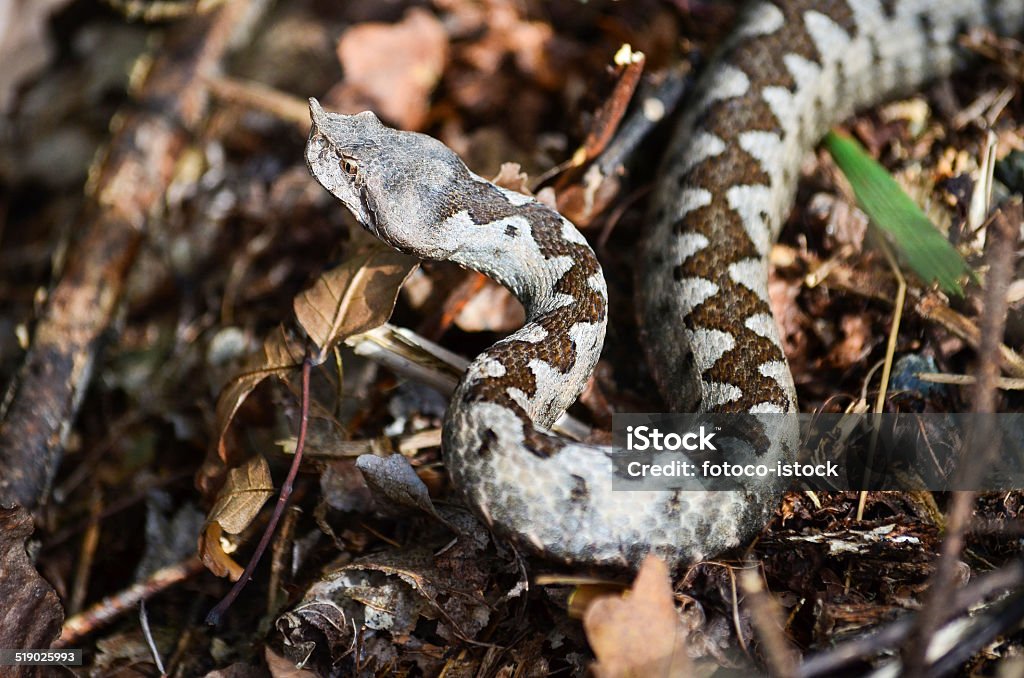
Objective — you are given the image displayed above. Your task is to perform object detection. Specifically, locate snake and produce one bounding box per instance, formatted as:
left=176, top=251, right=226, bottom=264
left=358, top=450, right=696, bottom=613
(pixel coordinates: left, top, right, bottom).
left=304, top=0, right=1024, bottom=569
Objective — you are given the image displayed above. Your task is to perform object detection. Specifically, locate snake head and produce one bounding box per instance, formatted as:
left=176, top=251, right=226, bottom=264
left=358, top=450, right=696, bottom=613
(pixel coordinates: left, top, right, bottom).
left=305, top=99, right=383, bottom=234
left=305, top=98, right=465, bottom=260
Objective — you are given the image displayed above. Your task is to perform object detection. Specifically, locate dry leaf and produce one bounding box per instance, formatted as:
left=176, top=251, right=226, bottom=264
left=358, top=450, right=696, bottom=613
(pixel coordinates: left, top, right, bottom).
left=333, top=7, right=448, bottom=130
left=583, top=556, right=692, bottom=678
left=265, top=646, right=318, bottom=677
left=199, top=455, right=275, bottom=580
left=356, top=453, right=446, bottom=524
left=0, top=505, right=63, bottom=674
left=208, top=454, right=275, bottom=534
left=214, top=326, right=304, bottom=463
left=276, top=507, right=492, bottom=667
left=490, top=162, right=532, bottom=194
left=293, top=244, right=418, bottom=362
left=198, top=521, right=244, bottom=581
left=454, top=282, right=524, bottom=333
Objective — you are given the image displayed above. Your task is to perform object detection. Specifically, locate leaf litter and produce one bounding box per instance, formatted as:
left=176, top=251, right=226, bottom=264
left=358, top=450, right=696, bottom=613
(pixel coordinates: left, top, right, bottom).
left=3, top=0, right=1024, bottom=676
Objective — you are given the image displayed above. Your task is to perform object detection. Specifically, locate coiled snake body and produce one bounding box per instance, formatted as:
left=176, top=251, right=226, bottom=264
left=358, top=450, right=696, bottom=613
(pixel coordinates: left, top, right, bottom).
left=306, top=0, right=1024, bottom=568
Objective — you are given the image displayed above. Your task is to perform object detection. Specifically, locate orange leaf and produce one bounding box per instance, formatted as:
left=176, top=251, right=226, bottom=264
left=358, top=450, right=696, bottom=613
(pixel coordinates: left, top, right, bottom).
left=198, top=521, right=244, bottom=581
left=213, top=326, right=303, bottom=463
left=582, top=556, right=692, bottom=678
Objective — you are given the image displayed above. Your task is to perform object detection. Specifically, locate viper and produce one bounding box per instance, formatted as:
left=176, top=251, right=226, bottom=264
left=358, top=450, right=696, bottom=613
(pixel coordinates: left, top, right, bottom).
left=304, top=0, right=1024, bottom=568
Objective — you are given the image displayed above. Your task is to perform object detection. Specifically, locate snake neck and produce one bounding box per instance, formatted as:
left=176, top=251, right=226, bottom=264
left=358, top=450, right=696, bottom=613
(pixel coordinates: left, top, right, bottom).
left=442, top=181, right=608, bottom=435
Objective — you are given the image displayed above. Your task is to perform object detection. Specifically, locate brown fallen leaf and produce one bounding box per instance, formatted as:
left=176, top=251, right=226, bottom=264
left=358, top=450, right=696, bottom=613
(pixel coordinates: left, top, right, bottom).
left=355, top=452, right=448, bottom=525
left=199, top=521, right=244, bottom=582
left=293, top=244, right=418, bottom=362
left=453, top=281, right=524, bottom=333
left=0, top=505, right=63, bottom=675
left=827, top=313, right=872, bottom=370
left=208, top=454, right=275, bottom=535
left=199, top=455, right=275, bottom=580
left=582, top=555, right=692, bottom=678
left=332, top=7, right=449, bottom=130
left=265, top=646, right=318, bottom=677
left=213, top=326, right=305, bottom=465
left=490, top=162, right=533, bottom=195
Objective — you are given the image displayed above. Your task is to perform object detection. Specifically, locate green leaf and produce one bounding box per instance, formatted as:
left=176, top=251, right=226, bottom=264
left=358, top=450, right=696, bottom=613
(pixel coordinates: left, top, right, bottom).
left=825, top=130, right=972, bottom=296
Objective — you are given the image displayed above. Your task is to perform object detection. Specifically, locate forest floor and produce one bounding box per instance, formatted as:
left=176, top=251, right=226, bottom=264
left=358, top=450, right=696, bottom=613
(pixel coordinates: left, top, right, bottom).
left=1, top=0, right=1024, bottom=676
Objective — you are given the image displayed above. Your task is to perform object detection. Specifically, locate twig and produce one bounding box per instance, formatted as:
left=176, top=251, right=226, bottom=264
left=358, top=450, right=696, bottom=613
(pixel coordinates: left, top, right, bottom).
left=857, top=231, right=906, bottom=522
left=268, top=506, right=301, bottom=617
left=901, top=198, right=1020, bottom=677
left=68, top=487, right=103, bottom=616
left=206, top=352, right=313, bottom=625
left=741, top=566, right=797, bottom=677
left=0, top=0, right=258, bottom=511
left=57, top=556, right=205, bottom=647
left=727, top=566, right=749, bottom=656
left=205, top=74, right=311, bottom=129
left=870, top=234, right=906, bottom=417
left=915, top=372, right=1024, bottom=390
left=139, top=601, right=167, bottom=677
left=799, top=559, right=1024, bottom=677
left=532, top=45, right=647, bottom=189
left=915, top=294, right=1024, bottom=377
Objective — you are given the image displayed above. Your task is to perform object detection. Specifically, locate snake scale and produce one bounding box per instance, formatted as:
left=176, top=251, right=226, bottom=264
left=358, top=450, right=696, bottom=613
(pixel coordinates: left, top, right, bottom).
left=306, top=0, right=1024, bottom=568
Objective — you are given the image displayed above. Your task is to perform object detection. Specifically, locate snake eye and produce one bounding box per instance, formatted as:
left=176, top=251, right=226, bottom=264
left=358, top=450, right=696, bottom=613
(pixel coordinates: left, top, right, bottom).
left=342, top=158, right=358, bottom=177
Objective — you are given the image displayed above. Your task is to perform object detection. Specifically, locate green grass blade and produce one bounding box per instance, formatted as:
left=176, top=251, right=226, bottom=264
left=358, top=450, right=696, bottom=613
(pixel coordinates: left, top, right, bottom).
left=825, top=130, right=972, bottom=296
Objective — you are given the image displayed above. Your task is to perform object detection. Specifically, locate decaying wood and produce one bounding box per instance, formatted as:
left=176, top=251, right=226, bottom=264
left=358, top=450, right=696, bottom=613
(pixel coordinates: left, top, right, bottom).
left=0, top=0, right=251, bottom=511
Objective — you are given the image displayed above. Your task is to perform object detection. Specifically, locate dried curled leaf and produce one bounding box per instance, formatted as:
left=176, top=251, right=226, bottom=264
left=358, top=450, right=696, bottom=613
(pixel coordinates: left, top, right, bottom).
left=293, top=244, right=418, bottom=363
left=276, top=507, right=493, bottom=668
left=490, top=162, right=532, bottom=194
left=214, top=326, right=304, bottom=462
left=582, top=556, right=692, bottom=678
left=198, top=521, right=244, bottom=581
left=199, top=455, right=275, bottom=580
left=208, top=454, right=275, bottom=534
left=356, top=453, right=446, bottom=524
left=0, top=505, right=63, bottom=671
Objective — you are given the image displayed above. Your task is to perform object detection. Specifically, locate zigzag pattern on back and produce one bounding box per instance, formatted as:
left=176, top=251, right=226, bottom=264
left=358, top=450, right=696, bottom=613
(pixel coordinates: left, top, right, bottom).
left=641, top=0, right=1024, bottom=416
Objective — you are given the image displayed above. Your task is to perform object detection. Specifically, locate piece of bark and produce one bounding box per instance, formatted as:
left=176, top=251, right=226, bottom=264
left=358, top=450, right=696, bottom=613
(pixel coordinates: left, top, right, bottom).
left=0, top=0, right=251, bottom=511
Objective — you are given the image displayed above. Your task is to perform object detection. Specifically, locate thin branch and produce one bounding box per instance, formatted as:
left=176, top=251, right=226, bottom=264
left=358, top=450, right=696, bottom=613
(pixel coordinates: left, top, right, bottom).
left=57, top=556, right=205, bottom=647
left=139, top=601, right=167, bottom=677
left=902, top=198, right=1020, bottom=677
left=206, top=351, right=313, bottom=625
